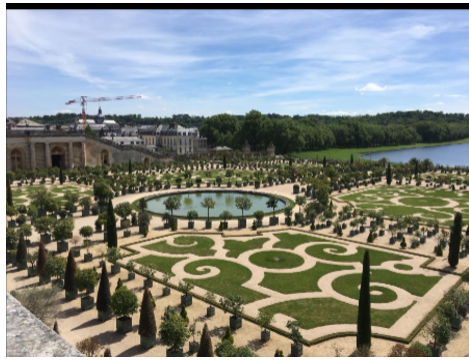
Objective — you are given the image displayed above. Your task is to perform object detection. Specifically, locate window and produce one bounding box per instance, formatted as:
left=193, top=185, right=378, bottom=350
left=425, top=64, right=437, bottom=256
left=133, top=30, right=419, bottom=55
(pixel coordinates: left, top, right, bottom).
left=180, top=147, right=182, bottom=153
left=11, top=149, right=22, bottom=170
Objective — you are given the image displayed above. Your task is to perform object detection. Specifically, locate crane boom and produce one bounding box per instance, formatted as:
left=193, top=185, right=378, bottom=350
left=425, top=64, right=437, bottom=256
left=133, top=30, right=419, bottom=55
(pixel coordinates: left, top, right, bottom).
left=65, top=94, right=142, bottom=127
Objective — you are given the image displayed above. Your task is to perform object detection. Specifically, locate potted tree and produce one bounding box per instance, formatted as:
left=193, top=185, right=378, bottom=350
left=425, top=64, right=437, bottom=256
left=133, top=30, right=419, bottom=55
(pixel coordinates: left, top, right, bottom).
left=44, top=255, right=67, bottom=288
left=159, top=313, right=190, bottom=357
left=19, top=223, right=32, bottom=247
left=97, top=263, right=112, bottom=321
left=162, top=273, right=171, bottom=296
left=70, top=235, right=81, bottom=258
left=187, top=210, right=198, bottom=229
left=424, top=314, right=451, bottom=357
left=267, top=196, right=279, bottom=225
left=7, top=205, right=18, bottom=228
left=201, top=197, right=215, bottom=229
left=26, top=250, right=39, bottom=277
left=106, top=247, right=124, bottom=275
left=139, top=287, right=157, bottom=349
left=235, top=196, right=252, bottom=229
left=140, top=264, right=157, bottom=288
left=6, top=227, right=18, bottom=265
left=164, top=196, right=181, bottom=230
left=52, top=217, right=75, bottom=253
left=83, top=239, right=93, bottom=262
left=284, top=206, right=293, bottom=226
left=138, top=212, right=152, bottom=235
left=115, top=202, right=132, bottom=231
left=216, top=176, right=222, bottom=187
left=64, top=250, right=78, bottom=300
left=126, top=260, right=136, bottom=280
left=75, top=267, right=99, bottom=310
left=220, top=294, right=244, bottom=330
left=219, top=210, right=232, bottom=230
left=79, top=226, right=94, bottom=262
left=179, top=280, right=195, bottom=307
left=34, top=216, right=56, bottom=244
left=188, top=319, right=201, bottom=353
left=287, top=320, right=303, bottom=357
left=16, top=232, right=27, bottom=270
left=110, top=286, right=139, bottom=335
left=257, top=310, right=275, bottom=342
left=254, top=210, right=265, bottom=228
left=37, top=241, right=49, bottom=284
left=205, top=291, right=216, bottom=317
left=79, top=196, right=92, bottom=217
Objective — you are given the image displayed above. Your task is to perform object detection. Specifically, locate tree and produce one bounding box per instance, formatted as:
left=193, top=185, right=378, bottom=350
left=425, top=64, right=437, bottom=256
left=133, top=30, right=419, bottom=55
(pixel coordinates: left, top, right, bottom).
left=139, top=287, right=157, bottom=338
left=44, top=256, right=67, bottom=280
left=137, top=198, right=147, bottom=212
left=97, top=263, right=111, bottom=313
left=37, top=241, right=48, bottom=276
left=197, top=323, right=214, bottom=357
left=52, top=217, right=74, bottom=244
left=75, top=268, right=99, bottom=297
left=59, top=162, right=64, bottom=185
left=323, top=156, right=326, bottom=168
left=158, top=313, right=191, bottom=352
left=128, top=159, right=132, bottom=175
left=6, top=227, right=18, bottom=251
left=180, top=304, right=189, bottom=324
left=386, top=163, right=392, bottom=185
left=424, top=314, right=451, bottom=349
left=7, top=205, right=18, bottom=221
left=223, top=155, right=226, bottom=170
left=201, top=197, right=215, bottom=221
left=7, top=181, right=13, bottom=207
left=27, top=250, right=38, bottom=269
left=266, top=195, right=279, bottom=216
left=64, top=250, right=77, bottom=292
left=114, top=202, right=133, bottom=221
left=286, top=320, right=302, bottom=346
left=215, top=340, right=258, bottom=357
left=103, top=348, right=111, bottom=357
left=163, top=196, right=181, bottom=219
left=448, top=212, right=463, bottom=268
left=105, top=247, right=123, bottom=265
left=357, top=250, right=371, bottom=350
left=34, top=217, right=56, bottom=236
left=295, top=195, right=307, bottom=214
left=350, top=154, right=354, bottom=165
left=256, top=309, right=275, bottom=333
left=235, top=196, right=252, bottom=219
left=110, top=286, right=139, bottom=318
left=221, top=326, right=234, bottom=344
left=16, top=232, right=27, bottom=263
left=219, top=294, right=244, bottom=319
left=79, top=226, right=94, bottom=241
left=107, top=199, right=118, bottom=248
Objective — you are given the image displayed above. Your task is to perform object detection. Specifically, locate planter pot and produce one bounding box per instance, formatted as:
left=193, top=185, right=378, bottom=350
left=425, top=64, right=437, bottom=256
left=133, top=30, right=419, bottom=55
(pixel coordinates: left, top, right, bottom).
left=181, top=294, right=192, bottom=307
left=370, top=221, right=376, bottom=228
left=127, top=272, right=135, bottom=281
left=230, top=315, right=242, bottom=330
left=458, top=305, right=468, bottom=317
left=163, top=287, right=171, bottom=296
left=84, top=253, right=93, bottom=262
left=206, top=182, right=211, bottom=187
left=207, top=306, right=215, bottom=317
left=261, top=330, right=271, bottom=342
left=17, top=261, right=27, bottom=270
left=360, top=226, right=365, bottom=233
left=52, top=279, right=63, bottom=288
left=49, top=214, right=58, bottom=220
left=177, top=184, right=181, bottom=189
left=197, top=183, right=201, bottom=188
left=116, top=316, right=132, bottom=335
left=98, top=309, right=112, bottom=322
left=205, top=220, right=212, bottom=229
left=427, top=231, right=433, bottom=237
left=269, top=217, right=279, bottom=226
left=39, top=274, right=51, bottom=285
left=255, top=182, right=260, bottom=189
left=123, top=230, right=131, bottom=238
left=411, top=242, right=419, bottom=249
left=99, top=260, right=105, bottom=268
left=27, top=267, right=38, bottom=277
left=121, top=219, right=131, bottom=229
left=420, top=236, right=426, bottom=244
left=460, top=251, right=466, bottom=258
left=25, top=239, right=31, bottom=247
left=291, top=343, right=303, bottom=357
left=326, top=220, right=332, bottom=227
left=139, top=186, right=146, bottom=193
left=81, top=296, right=94, bottom=311
left=238, top=219, right=247, bottom=229
left=342, top=223, right=347, bottom=230
left=257, top=220, right=263, bottom=227
left=111, top=264, right=121, bottom=275
left=164, top=223, right=170, bottom=229
left=227, top=182, right=232, bottom=188
left=188, top=221, right=194, bottom=229
left=140, top=334, right=157, bottom=350
left=144, top=278, right=153, bottom=288
left=221, top=221, right=228, bottom=229
left=397, top=232, right=403, bottom=240
left=57, top=241, right=69, bottom=253
left=8, top=220, right=16, bottom=228
left=166, top=349, right=184, bottom=357
left=390, top=237, right=396, bottom=244
left=104, top=231, right=108, bottom=243
left=95, top=225, right=102, bottom=233
left=379, top=229, right=385, bottom=236
left=430, top=345, right=442, bottom=357
left=65, top=289, right=78, bottom=301
left=72, top=248, right=81, bottom=258
left=450, top=315, right=463, bottom=330
left=40, top=234, right=51, bottom=244
left=189, top=341, right=200, bottom=354
left=122, top=189, right=128, bottom=195
left=407, top=227, right=413, bottom=235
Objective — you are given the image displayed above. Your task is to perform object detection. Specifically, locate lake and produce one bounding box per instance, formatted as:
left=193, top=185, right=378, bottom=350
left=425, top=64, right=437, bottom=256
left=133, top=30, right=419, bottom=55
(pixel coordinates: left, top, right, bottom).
left=363, top=143, right=469, bottom=167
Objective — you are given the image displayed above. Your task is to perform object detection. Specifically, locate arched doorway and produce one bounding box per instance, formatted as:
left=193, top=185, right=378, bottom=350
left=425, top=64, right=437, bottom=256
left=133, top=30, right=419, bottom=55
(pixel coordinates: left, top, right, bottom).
left=101, top=149, right=109, bottom=165
left=51, top=146, right=64, bottom=168
left=11, top=149, right=22, bottom=170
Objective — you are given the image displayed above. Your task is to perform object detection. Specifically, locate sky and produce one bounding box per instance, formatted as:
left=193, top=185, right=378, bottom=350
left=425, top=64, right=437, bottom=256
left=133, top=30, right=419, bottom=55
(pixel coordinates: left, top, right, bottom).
left=6, top=9, right=469, bottom=118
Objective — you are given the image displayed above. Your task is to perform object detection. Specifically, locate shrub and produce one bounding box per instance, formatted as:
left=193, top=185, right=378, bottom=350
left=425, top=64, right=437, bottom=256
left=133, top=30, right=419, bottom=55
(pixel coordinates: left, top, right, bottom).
left=197, top=323, right=214, bottom=357
left=387, top=344, right=406, bottom=357
left=44, top=255, right=67, bottom=280
left=139, top=287, right=157, bottom=337
left=76, top=337, right=103, bottom=357
left=97, top=263, right=111, bottom=313
left=110, top=287, right=139, bottom=318
left=16, top=232, right=27, bottom=263
left=64, top=250, right=77, bottom=292
left=221, top=327, right=234, bottom=344
left=400, top=238, right=407, bottom=249
left=436, top=244, right=443, bottom=256
left=103, top=348, right=111, bottom=357
left=180, top=304, right=189, bottom=324
left=408, top=341, right=432, bottom=357
left=215, top=340, right=258, bottom=357
left=53, top=321, right=60, bottom=334
left=158, top=314, right=190, bottom=352
left=75, top=268, right=99, bottom=297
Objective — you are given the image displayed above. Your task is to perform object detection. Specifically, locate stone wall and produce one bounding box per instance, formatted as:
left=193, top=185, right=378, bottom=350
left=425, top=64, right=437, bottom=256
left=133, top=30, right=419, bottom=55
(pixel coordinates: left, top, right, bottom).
left=6, top=293, right=83, bottom=357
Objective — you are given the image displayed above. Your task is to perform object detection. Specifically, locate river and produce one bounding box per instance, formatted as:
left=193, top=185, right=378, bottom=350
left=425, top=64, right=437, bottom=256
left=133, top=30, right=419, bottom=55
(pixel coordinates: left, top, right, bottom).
left=363, top=142, right=469, bottom=167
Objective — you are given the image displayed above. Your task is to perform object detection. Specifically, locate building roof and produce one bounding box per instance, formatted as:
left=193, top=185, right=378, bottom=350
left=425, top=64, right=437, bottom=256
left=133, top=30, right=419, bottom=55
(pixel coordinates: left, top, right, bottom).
left=212, top=146, right=232, bottom=151
left=15, top=118, right=43, bottom=127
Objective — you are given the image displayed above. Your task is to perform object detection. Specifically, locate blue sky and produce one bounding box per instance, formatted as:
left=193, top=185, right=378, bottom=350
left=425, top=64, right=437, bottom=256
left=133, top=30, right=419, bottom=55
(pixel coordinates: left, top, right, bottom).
left=6, top=10, right=469, bottom=118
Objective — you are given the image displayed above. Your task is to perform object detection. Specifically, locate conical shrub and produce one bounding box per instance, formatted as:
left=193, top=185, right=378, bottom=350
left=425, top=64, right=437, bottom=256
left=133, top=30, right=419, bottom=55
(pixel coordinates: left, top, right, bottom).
left=197, top=323, right=214, bottom=357
left=138, top=287, right=157, bottom=337
left=37, top=241, right=48, bottom=276
left=16, top=232, right=27, bottom=263
left=97, top=263, right=111, bottom=313
left=64, top=250, right=77, bottom=291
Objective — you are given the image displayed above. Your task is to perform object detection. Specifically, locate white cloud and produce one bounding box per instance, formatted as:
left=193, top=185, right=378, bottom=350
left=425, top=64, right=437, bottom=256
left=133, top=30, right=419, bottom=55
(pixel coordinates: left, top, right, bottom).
left=407, top=25, right=435, bottom=39
left=56, top=109, right=72, bottom=114
left=434, top=94, right=440, bottom=97
left=445, top=94, right=465, bottom=98
left=436, top=101, right=444, bottom=105
left=226, top=110, right=232, bottom=114
left=140, top=94, right=150, bottom=99
left=157, top=95, right=162, bottom=99
left=320, top=110, right=353, bottom=116
left=355, top=83, right=387, bottom=92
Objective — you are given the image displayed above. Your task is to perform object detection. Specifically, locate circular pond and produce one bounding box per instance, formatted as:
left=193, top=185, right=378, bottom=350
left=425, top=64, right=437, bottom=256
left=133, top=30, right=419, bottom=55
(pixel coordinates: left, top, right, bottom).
left=145, top=190, right=287, bottom=218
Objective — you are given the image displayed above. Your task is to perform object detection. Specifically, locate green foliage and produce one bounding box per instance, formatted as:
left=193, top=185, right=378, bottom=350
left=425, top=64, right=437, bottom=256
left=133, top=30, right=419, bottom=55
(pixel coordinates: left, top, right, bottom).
left=287, top=320, right=302, bottom=346
left=139, top=288, right=157, bottom=337
left=163, top=196, right=181, bottom=217
left=256, top=310, right=275, bottom=332
left=221, top=326, right=234, bottom=344
left=79, top=226, right=93, bottom=240
left=97, top=263, right=111, bottom=312
left=44, top=255, right=67, bottom=279
left=6, top=227, right=18, bottom=251
left=114, top=202, right=132, bottom=220
left=448, top=212, right=463, bottom=267
left=115, top=278, right=123, bottom=291
left=52, top=217, right=74, bottom=243
left=106, top=199, right=118, bottom=248
left=215, top=340, right=258, bottom=357
left=235, top=195, right=252, bottom=218
left=201, top=197, right=215, bottom=220
left=64, top=250, right=77, bottom=291
left=424, top=314, right=451, bottom=347
left=178, top=280, right=195, bottom=296
left=357, top=250, right=371, bottom=350
left=37, top=241, right=48, bottom=276
left=180, top=304, right=189, bottom=324
left=7, top=181, right=13, bottom=207
left=110, top=286, right=139, bottom=317
left=105, top=247, right=123, bottom=265
left=16, top=232, right=27, bottom=263
left=158, top=314, right=191, bottom=351
left=219, top=294, right=245, bottom=318
left=197, top=323, right=214, bottom=357
left=75, top=268, right=99, bottom=296
left=409, top=341, right=432, bottom=357
left=367, top=230, right=373, bottom=243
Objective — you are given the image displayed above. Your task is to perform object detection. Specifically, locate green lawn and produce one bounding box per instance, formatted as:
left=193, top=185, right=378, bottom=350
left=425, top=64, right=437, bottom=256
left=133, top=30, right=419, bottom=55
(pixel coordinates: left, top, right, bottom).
left=399, top=197, right=449, bottom=207
left=260, top=298, right=415, bottom=329
left=293, top=137, right=469, bottom=162
left=184, top=259, right=268, bottom=303
left=223, top=237, right=270, bottom=258
left=305, top=244, right=409, bottom=266
left=260, top=262, right=354, bottom=294
left=273, top=232, right=338, bottom=250
left=394, top=263, right=413, bottom=271
left=134, top=254, right=187, bottom=276
left=142, top=236, right=216, bottom=257
left=249, top=251, right=305, bottom=269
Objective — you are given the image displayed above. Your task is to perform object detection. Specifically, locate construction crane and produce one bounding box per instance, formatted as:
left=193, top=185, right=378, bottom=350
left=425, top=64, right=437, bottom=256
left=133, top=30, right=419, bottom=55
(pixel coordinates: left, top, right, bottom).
left=65, top=94, right=142, bottom=127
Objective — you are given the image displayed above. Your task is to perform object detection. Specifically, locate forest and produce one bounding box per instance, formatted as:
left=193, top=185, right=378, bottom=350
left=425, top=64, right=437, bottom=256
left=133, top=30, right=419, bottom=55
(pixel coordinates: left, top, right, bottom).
left=9, top=110, right=469, bottom=154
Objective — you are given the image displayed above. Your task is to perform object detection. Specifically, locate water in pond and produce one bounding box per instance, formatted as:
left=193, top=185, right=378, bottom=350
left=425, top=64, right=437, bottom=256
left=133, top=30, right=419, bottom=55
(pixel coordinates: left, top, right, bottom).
left=363, top=143, right=469, bottom=167
left=146, top=191, right=286, bottom=218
